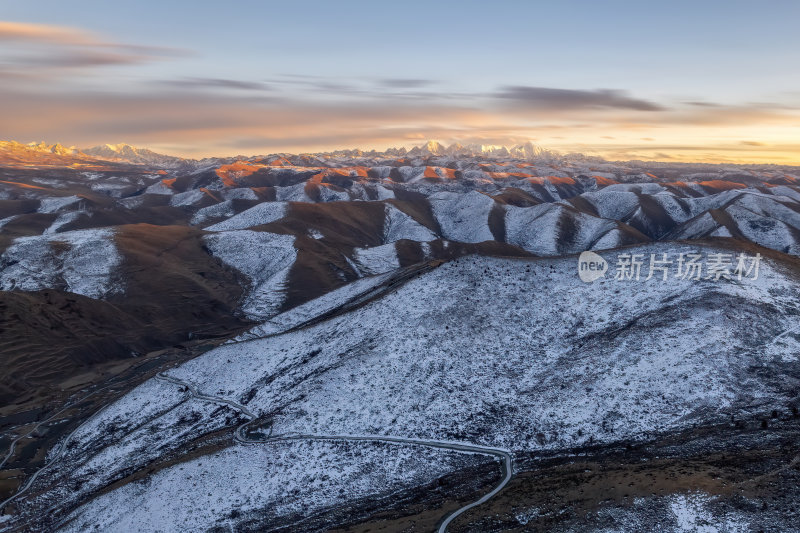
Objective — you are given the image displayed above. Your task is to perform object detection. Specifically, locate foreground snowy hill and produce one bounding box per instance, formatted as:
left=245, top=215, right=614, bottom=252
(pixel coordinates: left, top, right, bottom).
left=5, top=242, right=799, bottom=531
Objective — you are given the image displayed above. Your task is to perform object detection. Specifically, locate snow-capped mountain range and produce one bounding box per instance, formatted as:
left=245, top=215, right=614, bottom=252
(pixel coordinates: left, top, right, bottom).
left=0, top=139, right=562, bottom=169
left=81, top=143, right=191, bottom=169
left=0, top=141, right=201, bottom=170
left=403, top=140, right=556, bottom=160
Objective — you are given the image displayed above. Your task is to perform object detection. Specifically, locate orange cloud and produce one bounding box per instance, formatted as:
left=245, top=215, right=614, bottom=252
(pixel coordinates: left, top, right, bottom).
left=0, top=21, right=99, bottom=46
left=0, top=20, right=185, bottom=74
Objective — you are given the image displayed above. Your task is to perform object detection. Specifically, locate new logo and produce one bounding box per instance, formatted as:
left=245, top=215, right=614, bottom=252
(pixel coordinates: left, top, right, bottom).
left=578, top=251, right=607, bottom=282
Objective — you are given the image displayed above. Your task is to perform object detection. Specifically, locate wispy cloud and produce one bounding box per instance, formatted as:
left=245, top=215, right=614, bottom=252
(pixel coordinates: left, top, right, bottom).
left=3, top=81, right=798, bottom=161
left=494, top=86, right=666, bottom=112
left=0, top=42, right=798, bottom=163
left=378, top=78, right=437, bottom=88
left=683, top=101, right=722, bottom=108
left=157, top=77, right=271, bottom=92
left=0, top=21, right=99, bottom=46
left=0, top=20, right=185, bottom=74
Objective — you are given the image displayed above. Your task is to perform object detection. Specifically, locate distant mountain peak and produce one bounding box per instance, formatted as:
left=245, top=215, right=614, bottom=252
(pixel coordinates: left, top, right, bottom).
left=1, top=138, right=566, bottom=170
left=83, top=143, right=190, bottom=168
left=407, top=139, right=557, bottom=161
left=424, top=140, right=444, bottom=154
left=90, top=143, right=157, bottom=156
left=103, top=143, right=135, bottom=152
left=21, top=141, right=80, bottom=156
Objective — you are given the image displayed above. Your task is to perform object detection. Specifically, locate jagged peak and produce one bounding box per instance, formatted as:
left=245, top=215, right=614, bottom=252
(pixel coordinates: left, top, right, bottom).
left=91, top=143, right=148, bottom=155
left=407, top=139, right=557, bottom=160
left=0, top=140, right=80, bottom=156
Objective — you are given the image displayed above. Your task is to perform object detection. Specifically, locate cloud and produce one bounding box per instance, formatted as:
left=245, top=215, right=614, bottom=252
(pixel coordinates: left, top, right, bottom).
left=159, top=77, right=271, bottom=91
left=0, top=88, right=488, bottom=153
left=0, top=21, right=98, bottom=46
left=741, top=140, right=766, bottom=146
left=265, top=75, right=360, bottom=94
left=20, top=49, right=149, bottom=68
left=0, top=20, right=185, bottom=74
left=645, top=104, right=795, bottom=126
left=494, top=86, right=666, bottom=111
left=378, top=78, right=436, bottom=88
left=684, top=101, right=722, bottom=107
left=1, top=72, right=799, bottom=162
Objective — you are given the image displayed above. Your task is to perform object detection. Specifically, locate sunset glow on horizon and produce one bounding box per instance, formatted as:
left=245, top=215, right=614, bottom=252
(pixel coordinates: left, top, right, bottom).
left=2, top=1, right=799, bottom=163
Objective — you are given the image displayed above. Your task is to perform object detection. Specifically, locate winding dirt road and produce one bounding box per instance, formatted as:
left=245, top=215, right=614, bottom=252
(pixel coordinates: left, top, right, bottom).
left=0, top=384, right=117, bottom=514
left=154, top=372, right=513, bottom=533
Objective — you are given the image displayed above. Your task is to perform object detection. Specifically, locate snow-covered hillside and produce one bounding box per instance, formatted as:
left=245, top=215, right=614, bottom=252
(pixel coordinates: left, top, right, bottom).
left=4, top=142, right=800, bottom=532
left=15, top=243, right=800, bottom=531
left=61, top=441, right=482, bottom=533
left=0, top=228, right=122, bottom=298
left=204, top=230, right=296, bottom=319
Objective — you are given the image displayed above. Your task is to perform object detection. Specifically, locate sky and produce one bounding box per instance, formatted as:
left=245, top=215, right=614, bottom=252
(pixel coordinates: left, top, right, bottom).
left=1, top=0, right=799, bottom=162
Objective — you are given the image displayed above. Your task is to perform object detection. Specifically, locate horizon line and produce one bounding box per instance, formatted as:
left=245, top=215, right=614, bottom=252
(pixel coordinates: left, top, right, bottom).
left=4, top=139, right=800, bottom=168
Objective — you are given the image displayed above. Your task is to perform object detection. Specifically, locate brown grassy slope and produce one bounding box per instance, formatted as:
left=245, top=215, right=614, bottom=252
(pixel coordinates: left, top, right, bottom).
left=0, top=223, right=253, bottom=415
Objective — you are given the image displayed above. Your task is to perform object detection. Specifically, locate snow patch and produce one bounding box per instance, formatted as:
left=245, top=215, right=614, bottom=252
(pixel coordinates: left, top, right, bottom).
left=43, top=211, right=84, bottom=234
left=169, top=189, right=206, bottom=207
left=204, top=230, right=297, bottom=319
left=204, top=202, right=288, bottom=232
left=429, top=190, right=494, bottom=243
left=0, top=228, right=122, bottom=298
left=38, top=195, right=81, bottom=214
left=354, top=243, right=400, bottom=275
left=191, top=201, right=236, bottom=225
left=383, top=204, right=436, bottom=243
